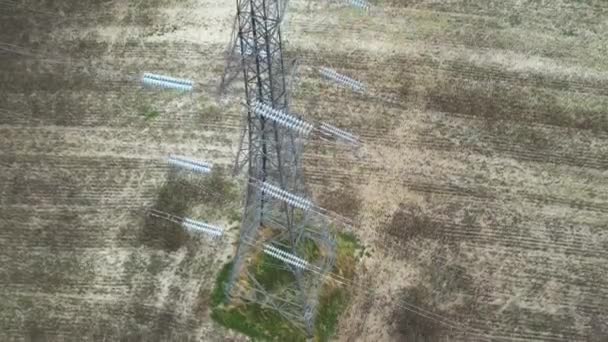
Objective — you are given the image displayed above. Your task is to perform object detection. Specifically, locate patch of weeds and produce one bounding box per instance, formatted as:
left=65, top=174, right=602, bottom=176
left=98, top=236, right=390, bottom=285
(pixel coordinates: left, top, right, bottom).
left=253, top=253, right=296, bottom=291
left=313, top=233, right=362, bottom=340
left=212, top=303, right=301, bottom=341
left=331, top=232, right=360, bottom=286
left=140, top=105, right=160, bottom=121
left=211, top=234, right=361, bottom=341
left=298, top=238, right=321, bottom=261
left=315, top=286, right=350, bottom=342
left=211, top=263, right=303, bottom=341
left=211, top=262, right=232, bottom=307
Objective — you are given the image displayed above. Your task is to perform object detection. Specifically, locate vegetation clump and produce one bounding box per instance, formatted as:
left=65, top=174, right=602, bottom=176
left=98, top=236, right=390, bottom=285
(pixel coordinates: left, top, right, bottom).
left=211, top=233, right=361, bottom=341
left=140, top=105, right=160, bottom=121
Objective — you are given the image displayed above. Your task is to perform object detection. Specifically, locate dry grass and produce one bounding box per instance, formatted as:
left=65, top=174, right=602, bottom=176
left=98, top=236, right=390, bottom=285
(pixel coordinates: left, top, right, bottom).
left=292, top=1, right=608, bottom=341
left=0, top=0, right=242, bottom=340
left=1, top=0, right=608, bottom=341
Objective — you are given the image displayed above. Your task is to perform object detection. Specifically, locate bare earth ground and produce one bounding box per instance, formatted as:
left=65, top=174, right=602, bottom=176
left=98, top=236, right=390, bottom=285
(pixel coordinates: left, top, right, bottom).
left=1, top=0, right=608, bottom=341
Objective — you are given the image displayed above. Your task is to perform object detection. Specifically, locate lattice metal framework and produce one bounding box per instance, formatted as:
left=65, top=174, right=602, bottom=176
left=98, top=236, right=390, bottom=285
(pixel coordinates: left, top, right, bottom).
left=225, top=0, right=336, bottom=335
left=218, top=0, right=293, bottom=98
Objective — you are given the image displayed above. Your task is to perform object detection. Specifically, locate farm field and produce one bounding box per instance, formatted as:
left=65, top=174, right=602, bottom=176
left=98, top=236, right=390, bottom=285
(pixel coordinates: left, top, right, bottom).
left=1, top=0, right=607, bottom=341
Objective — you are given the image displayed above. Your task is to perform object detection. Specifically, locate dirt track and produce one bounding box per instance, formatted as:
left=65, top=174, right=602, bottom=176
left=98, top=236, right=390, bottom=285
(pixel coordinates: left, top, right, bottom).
left=1, top=0, right=607, bottom=341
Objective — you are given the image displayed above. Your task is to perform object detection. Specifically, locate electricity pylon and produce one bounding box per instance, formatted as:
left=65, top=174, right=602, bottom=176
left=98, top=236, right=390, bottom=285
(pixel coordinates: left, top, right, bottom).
left=224, top=0, right=336, bottom=336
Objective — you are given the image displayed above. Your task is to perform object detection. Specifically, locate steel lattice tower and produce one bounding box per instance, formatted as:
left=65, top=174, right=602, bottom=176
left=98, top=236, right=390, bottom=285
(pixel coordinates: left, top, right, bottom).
left=225, top=0, right=336, bottom=335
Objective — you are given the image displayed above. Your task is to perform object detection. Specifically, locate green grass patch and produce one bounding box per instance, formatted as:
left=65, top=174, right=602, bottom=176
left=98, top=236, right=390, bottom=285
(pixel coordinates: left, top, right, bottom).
left=315, top=232, right=361, bottom=340
left=211, top=262, right=232, bottom=307
left=211, top=262, right=303, bottom=341
left=211, top=303, right=303, bottom=341
left=298, top=237, right=321, bottom=261
left=253, top=253, right=297, bottom=291
left=315, top=286, right=350, bottom=341
left=211, top=233, right=361, bottom=341
left=337, top=232, right=360, bottom=253
left=140, top=105, right=160, bottom=121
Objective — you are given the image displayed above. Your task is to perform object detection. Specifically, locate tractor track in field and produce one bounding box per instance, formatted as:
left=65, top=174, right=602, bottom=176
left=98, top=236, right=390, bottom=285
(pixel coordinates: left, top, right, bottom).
left=303, top=155, right=608, bottom=214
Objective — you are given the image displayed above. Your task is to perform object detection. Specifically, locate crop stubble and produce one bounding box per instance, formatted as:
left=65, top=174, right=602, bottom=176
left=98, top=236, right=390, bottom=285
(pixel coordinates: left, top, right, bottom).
left=1, top=0, right=608, bottom=341
left=0, top=0, right=242, bottom=340
left=289, top=0, right=608, bottom=341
